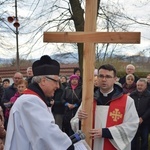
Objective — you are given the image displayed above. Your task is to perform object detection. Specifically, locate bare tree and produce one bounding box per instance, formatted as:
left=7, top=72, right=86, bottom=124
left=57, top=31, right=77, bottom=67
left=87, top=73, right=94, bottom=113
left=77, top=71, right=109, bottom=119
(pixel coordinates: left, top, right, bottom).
left=1, top=0, right=150, bottom=71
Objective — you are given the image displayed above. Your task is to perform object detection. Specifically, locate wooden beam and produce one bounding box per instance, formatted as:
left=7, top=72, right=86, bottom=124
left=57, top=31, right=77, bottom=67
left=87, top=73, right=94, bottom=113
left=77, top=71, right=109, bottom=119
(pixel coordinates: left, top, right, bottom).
left=44, top=32, right=140, bottom=44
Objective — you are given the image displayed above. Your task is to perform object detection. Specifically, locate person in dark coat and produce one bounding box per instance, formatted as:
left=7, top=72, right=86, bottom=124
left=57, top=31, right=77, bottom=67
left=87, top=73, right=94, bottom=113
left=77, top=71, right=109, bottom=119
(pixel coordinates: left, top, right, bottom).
left=60, top=75, right=68, bottom=89
left=94, top=75, right=99, bottom=92
left=73, top=67, right=82, bottom=85
left=2, top=72, right=23, bottom=129
left=62, top=74, right=82, bottom=136
left=0, top=86, right=3, bottom=108
left=52, top=82, right=65, bottom=130
left=25, top=67, right=33, bottom=86
left=130, top=78, right=150, bottom=150
left=2, top=79, right=10, bottom=89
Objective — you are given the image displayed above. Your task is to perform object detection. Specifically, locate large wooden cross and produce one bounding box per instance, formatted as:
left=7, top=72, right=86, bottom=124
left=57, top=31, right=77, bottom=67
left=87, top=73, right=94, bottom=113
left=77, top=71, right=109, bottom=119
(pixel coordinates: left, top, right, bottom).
left=43, top=0, right=140, bottom=148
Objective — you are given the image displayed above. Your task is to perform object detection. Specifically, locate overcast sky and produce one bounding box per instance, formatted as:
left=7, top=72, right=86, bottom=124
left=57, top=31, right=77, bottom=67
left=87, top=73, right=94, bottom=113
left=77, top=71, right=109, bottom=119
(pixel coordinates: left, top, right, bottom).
left=0, top=0, right=150, bottom=60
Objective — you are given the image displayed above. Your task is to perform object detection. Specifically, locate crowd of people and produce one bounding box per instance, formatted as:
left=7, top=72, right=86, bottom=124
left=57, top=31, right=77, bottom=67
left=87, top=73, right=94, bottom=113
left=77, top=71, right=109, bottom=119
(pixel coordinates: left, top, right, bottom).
left=0, top=56, right=150, bottom=150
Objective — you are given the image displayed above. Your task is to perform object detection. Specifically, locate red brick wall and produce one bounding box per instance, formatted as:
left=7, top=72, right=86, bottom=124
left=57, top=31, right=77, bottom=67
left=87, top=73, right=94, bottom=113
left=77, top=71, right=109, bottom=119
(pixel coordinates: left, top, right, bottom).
left=0, top=64, right=78, bottom=78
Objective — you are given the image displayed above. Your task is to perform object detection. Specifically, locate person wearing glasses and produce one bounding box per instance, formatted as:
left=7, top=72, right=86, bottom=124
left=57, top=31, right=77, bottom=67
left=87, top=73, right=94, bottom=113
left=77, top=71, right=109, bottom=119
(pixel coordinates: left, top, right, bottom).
left=2, top=72, right=23, bottom=130
left=4, top=55, right=74, bottom=150
left=71, top=64, right=139, bottom=150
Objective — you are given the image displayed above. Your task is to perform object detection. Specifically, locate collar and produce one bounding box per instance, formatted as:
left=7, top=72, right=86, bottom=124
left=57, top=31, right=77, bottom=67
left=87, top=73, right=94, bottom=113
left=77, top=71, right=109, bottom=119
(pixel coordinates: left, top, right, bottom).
left=27, top=82, right=46, bottom=102
left=100, top=88, right=114, bottom=97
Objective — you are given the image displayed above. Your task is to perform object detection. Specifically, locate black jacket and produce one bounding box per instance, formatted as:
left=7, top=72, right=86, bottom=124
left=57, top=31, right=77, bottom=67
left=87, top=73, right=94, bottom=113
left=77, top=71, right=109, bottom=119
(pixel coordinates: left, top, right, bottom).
left=0, top=85, right=4, bottom=107
left=94, top=84, right=124, bottom=105
left=62, top=83, right=82, bottom=119
left=147, top=83, right=150, bottom=91
left=2, top=84, right=17, bottom=104
left=52, top=83, right=65, bottom=114
left=130, top=89, right=150, bottom=124
left=62, top=83, right=82, bottom=107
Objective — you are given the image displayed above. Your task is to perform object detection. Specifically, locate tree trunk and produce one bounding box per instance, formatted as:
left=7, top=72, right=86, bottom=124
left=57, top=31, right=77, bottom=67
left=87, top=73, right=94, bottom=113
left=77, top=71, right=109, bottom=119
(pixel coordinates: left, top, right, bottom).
left=69, top=0, right=101, bottom=76
left=69, top=0, right=84, bottom=76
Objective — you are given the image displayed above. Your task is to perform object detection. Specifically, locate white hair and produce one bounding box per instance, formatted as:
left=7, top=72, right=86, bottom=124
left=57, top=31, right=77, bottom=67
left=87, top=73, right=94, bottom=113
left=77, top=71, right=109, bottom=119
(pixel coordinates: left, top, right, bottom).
left=32, top=75, right=55, bottom=83
left=126, top=64, right=135, bottom=70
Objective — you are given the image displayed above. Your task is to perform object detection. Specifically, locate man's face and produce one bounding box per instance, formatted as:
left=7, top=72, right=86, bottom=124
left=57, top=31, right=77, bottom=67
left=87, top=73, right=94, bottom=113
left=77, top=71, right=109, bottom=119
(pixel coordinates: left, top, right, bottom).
left=42, top=75, right=60, bottom=97
left=147, top=75, right=150, bottom=83
left=27, top=69, right=33, bottom=77
left=136, top=81, right=147, bottom=93
left=13, top=73, right=23, bottom=86
left=126, top=66, right=135, bottom=74
left=98, top=69, right=116, bottom=93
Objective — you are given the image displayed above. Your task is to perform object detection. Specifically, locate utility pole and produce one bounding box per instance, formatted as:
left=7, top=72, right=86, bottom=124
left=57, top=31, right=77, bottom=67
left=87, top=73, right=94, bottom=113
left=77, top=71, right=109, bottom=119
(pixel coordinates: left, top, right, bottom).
left=8, top=0, right=20, bottom=71
left=15, top=0, right=20, bottom=72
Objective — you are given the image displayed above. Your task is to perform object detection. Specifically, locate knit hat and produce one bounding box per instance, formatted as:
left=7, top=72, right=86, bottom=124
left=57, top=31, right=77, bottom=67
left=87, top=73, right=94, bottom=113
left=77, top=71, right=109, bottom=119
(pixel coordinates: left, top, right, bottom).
left=32, top=55, right=60, bottom=76
left=69, top=74, right=79, bottom=81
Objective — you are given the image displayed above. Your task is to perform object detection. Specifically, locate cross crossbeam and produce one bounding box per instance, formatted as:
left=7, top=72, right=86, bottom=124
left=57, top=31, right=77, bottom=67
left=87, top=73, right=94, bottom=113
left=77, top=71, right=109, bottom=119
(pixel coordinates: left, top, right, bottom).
left=44, top=32, right=140, bottom=44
